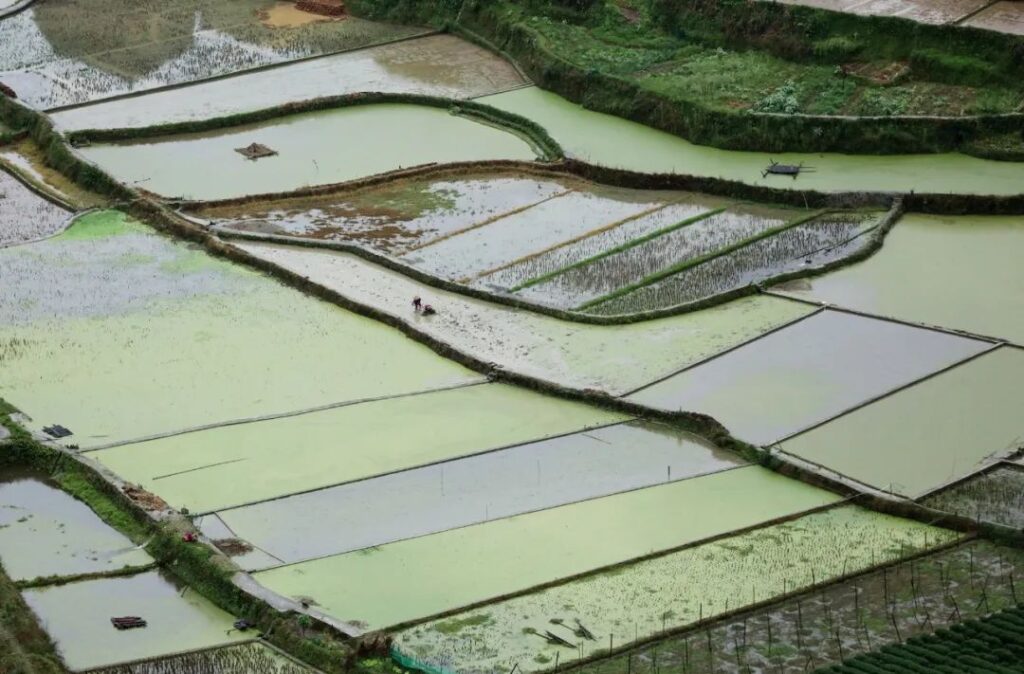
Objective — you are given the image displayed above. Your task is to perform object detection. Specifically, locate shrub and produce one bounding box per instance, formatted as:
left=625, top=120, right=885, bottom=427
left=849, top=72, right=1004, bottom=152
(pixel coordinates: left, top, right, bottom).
left=812, top=36, right=863, bottom=61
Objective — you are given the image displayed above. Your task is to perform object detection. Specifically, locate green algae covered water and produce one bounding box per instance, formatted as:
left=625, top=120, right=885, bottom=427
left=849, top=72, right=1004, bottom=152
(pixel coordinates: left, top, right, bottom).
left=79, top=104, right=539, bottom=200
left=0, top=210, right=476, bottom=446
left=482, top=87, right=1024, bottom=196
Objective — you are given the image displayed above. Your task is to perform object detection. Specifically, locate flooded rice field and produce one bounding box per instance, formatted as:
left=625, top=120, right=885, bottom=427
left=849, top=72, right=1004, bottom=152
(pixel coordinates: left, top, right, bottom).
left=92, top=383, right=623, bottom=513
left=781, top=346, right=1024, bottom=497
left=394, top=506, right=960, bottom=674
left=22, top=570, right=247, bottom=670
left=587, top=212, right=879, bottom=316
left=93, top=642, right=316, bottom=674
left=577, top=539, right=1024, bottom=674
left=482, top=87, right=1024, bottom=196
left=1, top=139, right=110, bottom=208
left=79, top=104, right=539, bottom=200
left=231, top=242, right=816, bottom=393
left=922, top=465, right=1024, bottom=529
left=769, top=0, right=990, bottom=25
left=774, top=213, right=1024, bottom=345
left=0, top=0, right=428, bottom=108
left=253, top=467, right=839, bottom=630
left=0, top=210, right=475, bottom=446
left=0, top=166, right=73, bottom=246
left=199, top=421, right=744, bottom=571
left=0, top=468, right=153, bottom=582
left=516, top=205, right=820, bottom=311
left=203, top=172, right=575, bottom=254
left=963, top=1, right=1024, bottom=35
left=627, top=310, right=989, bottom=445
left=52, top=34, right=527, bottom=131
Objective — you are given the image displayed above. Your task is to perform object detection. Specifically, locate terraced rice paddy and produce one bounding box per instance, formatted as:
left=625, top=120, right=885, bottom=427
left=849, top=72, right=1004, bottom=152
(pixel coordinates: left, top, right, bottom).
left=92, top=383, right=623, bottom=513
left=0, top=210, right=476, bottom=446
left=781, top=346, right=1024, bottom=496
left=482, top=87, right=1024, bottom=195
left=51, top=34, right=527, bottom=131
left=577, top=540, right=1024, bottom=674
left=253, top=467, right=839, bottom=630
left=587, top=212, right=879, bottom=315
left=0, top=0, right=429, bottom=108
left=231, top=242, right=817, bottom=393
left=769, top=0, right=990, bottom=25
left=628, top=310, right=990, bottom=444
left=198, top=421, right=744, bottom=570
left=202, top=172, right=571, bottom=253
left=78, top=105, right=539, bottom=200
left=93, top=642, right=316, bottom=674
left=774, top=213, right=1024, bottom=344
left=394, top=506, right=960, bottom=674
left=922, top=465, right=1024, bottom=529
left=0, top=469, right=153, bottom=582
left=963, top=1, right=1024, bottom=35
left=22, top=570, right=247, bottom=670
left=0, top=166, right=72, bottom=246
left=1, top=139, right=109, bottom=208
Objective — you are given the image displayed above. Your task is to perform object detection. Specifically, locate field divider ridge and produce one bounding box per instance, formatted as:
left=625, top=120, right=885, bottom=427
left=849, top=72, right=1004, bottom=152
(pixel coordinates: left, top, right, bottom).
left=79, top=378, right=489, bottom=454
left=509, top=206, right=728, bottom=292
left=466, top=200, right=675, bottom=283
left=771, top=341, right=1006, bottom=450
left=577, top=209, right=831, bottom=311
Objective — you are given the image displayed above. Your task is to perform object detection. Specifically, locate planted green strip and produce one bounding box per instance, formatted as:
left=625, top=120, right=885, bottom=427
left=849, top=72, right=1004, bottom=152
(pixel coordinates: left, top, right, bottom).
left=511, top=207, right=727, bottom=291
left=579, top=209, right=829, bottom=311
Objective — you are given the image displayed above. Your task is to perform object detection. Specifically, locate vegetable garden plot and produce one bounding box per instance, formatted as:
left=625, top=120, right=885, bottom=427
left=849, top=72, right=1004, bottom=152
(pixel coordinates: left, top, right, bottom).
left=201, top=174, right=570, bottom=254
left=205, top=421, right=744, bottom=570
left=922, top=465, right=1024, bottom=529
left=402, top=188, right=663, bottom=281
left=627, top=310, right=989, bottom=445
left=513, top=204, right=808, bottom=310
left=78, top=104, right=538, bottom=201
left=394, top=506, right=960, bottom=674
left=481, top=87, right=1024, bottom=195
left=51, top=33, right=527, bottom=131
left=0, top=210, right=475, bottom=446
left=253, top=467, right=839, bottom=630
left=92, top=642, right=317, bottom=674
left=0, top=0, right=428, bottom=108
left=22, top=570, right=246, bottom=670
left=782, top=346, right=1024, bottom=497
left=0, top=167, right=71, bottom=247
left=576, top=540, right=1024, bottom=674
left=0, top=469, right=153, bottom=582
left=233, top=242, right=817, bottom=394
left=476, top=197, right=728, bottom=292
left=588, top=212, right=878, bottom=316
left=93, top=383, right=623, bottom=514
left=774, top=213, right=1024, bottom=345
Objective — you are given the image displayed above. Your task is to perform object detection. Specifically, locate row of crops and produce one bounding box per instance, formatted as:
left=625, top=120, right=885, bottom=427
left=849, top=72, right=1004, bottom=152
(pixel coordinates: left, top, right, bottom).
left=817, top=604, right=1024, bottom=673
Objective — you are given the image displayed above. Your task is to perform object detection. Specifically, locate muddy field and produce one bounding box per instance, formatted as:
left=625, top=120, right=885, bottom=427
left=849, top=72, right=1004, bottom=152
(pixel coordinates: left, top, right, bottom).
left=922, top=464, right=1024, bottom=529
left=0, top=166, right=72, bottom=246
left=963, top=1, right=1024, bottom=35
left=94, top=642, right=316, bottom=674
left=768, top=0, right=990, bottom=25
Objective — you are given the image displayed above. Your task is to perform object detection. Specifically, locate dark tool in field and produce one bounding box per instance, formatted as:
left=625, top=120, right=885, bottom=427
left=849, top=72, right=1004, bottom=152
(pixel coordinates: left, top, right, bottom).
left=538, top=630, right=576, bottom=648
left=762, top=160, right=816, bottom=179
left=111, top=616, right=147, bottom=630
left=42, top=424, right=73, bottom=439
left=574, top=619, right=596, bottom=641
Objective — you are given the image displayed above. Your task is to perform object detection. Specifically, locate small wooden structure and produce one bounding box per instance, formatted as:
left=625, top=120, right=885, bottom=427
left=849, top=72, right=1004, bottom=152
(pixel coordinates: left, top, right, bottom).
left=111, top=617, right=147, bottom=630
left=235, top=143, right=278, bottom=161
left=762, top=160, right=816, bottom=179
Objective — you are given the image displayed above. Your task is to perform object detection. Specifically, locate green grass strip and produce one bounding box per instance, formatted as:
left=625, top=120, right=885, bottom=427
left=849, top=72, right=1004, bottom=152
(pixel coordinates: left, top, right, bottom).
left=578, top=208, right=831, bottom=311
left=510, top=206, right=728, bottom=292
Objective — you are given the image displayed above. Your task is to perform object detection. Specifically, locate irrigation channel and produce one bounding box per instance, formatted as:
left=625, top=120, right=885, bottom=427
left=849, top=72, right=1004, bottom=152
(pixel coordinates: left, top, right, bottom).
left=0, top=5, right=1022, bottom=674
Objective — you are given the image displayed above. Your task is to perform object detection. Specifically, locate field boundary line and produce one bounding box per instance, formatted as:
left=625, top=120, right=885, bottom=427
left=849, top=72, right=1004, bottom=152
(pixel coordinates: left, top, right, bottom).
left=618, top=306, right=827, bottom=398
left=372, top=498, right=897, bottom=635
left=79, top=379, right=489, bottom=453
left=0, top=0, right=35, bottom=20
left=14, top=561, right=160, bottom=590
left=466, top=200, right=674, bottom=283
left=771, top=342, right=1006, bottom=449
left=509, top=206, right=727, bottom=291
left=242, top=463, right=752, bottom=573
left=0, top=154, right=78, bottom=212
left=578, top=209, right=830, bottom=311
left=197, top=419, right=635, bottom=517
left=762, top=289, right=1016, bottom=347
left=401, top=188, right=575, bottom=255
left=953, top=0, right=1002, bottom=25
left=45, top=30, right=441, bottom=115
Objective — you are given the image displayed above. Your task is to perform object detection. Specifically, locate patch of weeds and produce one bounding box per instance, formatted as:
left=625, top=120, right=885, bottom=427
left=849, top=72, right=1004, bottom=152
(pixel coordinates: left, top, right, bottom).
left=433, top=613, right=493, bottom=635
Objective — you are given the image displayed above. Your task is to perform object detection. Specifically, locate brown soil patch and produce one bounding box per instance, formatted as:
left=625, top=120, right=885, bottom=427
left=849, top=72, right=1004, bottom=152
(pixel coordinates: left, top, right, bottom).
left=840, top=61, right=910, bottom=85
left=122, top=484, right=168, bottom=511
left=213, top=538, right=254, bottom=556
left=258, top=1, right=344, bottom=29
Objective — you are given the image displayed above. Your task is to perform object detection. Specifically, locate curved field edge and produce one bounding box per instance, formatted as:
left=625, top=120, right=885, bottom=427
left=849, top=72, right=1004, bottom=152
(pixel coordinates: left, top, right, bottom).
left=64, top=92, right=563, bottom=163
